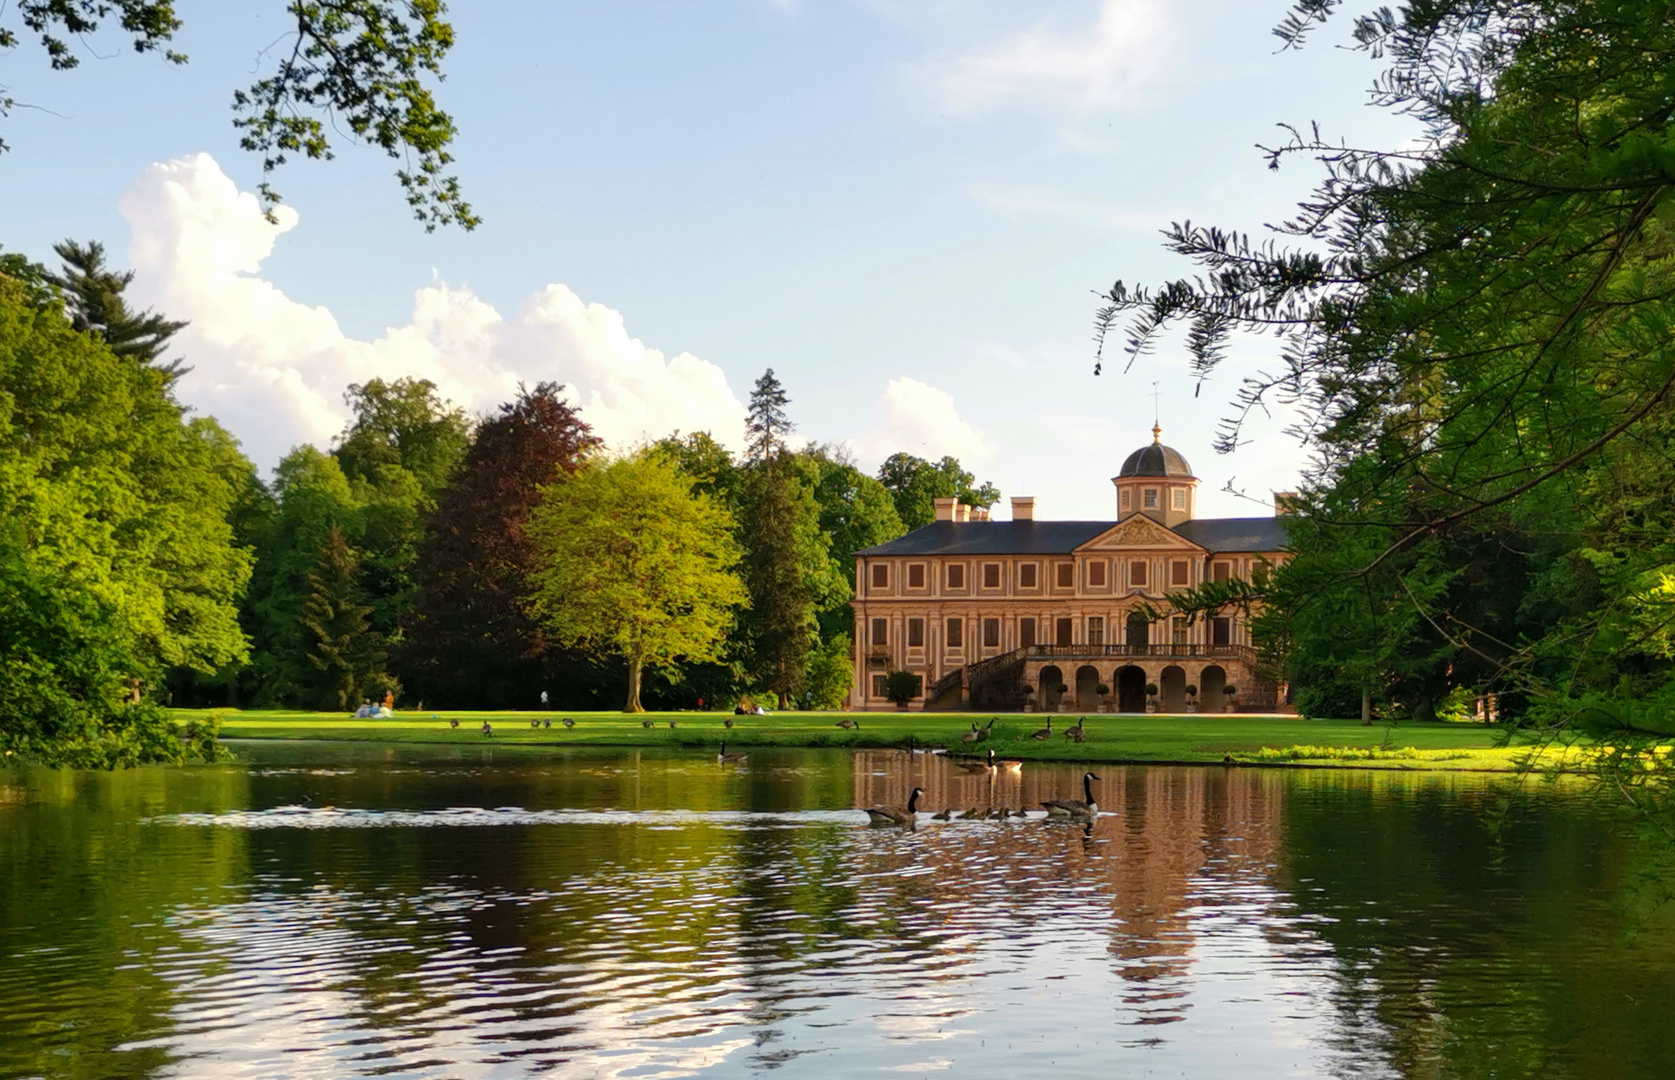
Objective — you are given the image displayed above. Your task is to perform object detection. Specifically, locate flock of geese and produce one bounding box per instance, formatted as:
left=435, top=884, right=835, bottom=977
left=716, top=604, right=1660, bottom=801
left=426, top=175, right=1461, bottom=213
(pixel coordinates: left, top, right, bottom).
left=864, top=771, right=1102, bottom=826
left=451, top=711, right=1104, bottom=824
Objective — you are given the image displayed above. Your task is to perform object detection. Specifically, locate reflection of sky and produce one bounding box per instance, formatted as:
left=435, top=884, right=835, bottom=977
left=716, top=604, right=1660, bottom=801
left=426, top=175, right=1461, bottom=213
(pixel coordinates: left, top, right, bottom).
left=111, top=765, right=1414, bottom=1078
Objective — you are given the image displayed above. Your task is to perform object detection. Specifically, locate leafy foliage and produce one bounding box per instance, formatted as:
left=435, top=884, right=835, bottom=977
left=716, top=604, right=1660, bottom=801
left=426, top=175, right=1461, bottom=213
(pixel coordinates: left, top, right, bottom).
left=876, top=452, right=1000, bottom=530
left=2, top=1, right=472, bottom=228
left=526, top=452, right=747, bottom=712
left=0, top=276, right=246, bottom=766
left=402, top=383, right=600, bottom=707
left=299, top=526, right=382, bottom=710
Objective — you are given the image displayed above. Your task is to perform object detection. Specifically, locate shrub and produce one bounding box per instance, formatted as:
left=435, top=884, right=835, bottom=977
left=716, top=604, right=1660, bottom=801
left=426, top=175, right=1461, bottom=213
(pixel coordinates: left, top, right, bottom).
left=1223, top=684, right=1238, bottom=696
left=1145, top=683, right=1159, bottom=696
left=1185, top=684, right=1198, bottom=696
left=881, top=670, right=922, bottom=707
left=1095, top=683, right=1110, bottom=696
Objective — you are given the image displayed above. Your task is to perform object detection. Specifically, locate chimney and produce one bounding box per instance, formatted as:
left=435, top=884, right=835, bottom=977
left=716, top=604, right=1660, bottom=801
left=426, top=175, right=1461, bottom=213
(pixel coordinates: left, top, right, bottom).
left=1274, top=492, right=1300, bottom=515
left=970, top=506, right=989, bottom=522
left=1011, top=496, right=1035, bottom=522
left=933, top=497, right=958, bottom=522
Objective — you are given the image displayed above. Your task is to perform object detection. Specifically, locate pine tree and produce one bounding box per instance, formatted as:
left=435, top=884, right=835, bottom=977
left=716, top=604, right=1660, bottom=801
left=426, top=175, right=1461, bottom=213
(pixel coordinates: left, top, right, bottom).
left=45, top=240, right=189, bottom=378
left=744, top=368, right=793, bottom=463
left=299, top=527, right=383, bottom=711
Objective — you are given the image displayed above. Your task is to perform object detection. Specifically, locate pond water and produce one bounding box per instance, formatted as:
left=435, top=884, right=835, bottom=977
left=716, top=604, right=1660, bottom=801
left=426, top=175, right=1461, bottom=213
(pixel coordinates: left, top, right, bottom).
left=2, top=742, right=1672, bottom=1080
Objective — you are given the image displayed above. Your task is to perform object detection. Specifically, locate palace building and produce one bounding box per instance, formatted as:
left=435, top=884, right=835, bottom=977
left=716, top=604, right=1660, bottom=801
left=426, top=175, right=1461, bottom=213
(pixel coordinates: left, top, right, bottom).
left=850, top=427, right=1291, bottom=713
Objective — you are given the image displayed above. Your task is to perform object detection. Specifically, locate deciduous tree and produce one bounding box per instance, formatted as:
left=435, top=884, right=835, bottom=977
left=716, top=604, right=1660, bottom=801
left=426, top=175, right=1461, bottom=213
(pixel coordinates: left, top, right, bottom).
left=526, top=453, right=746, bottom=713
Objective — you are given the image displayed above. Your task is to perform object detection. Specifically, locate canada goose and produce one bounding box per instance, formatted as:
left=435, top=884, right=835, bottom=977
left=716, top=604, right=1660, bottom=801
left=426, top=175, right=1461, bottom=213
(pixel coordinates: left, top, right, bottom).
left=542, top=718, right=552, bottom=729
left=960, top=719, right=982, bottom=743
left=1042, top=772, right=1101, bottom=818
left=448, top=716, right=459, bottom=729
left=865, top=787, right=923, bottom=825
left=563, top=717, right=575, bottom=728
left=837, top=718, right=860, bottom=729
left=994, top=755, right=1024, bottom=773
left=718, top=741, right=749, bottom=764
left=986, top=808, right=1005, bottom=820
left=1010, top=808, right=1030, bottom=819
left=724, top=717, right=734, bottom=729
left=931, top=808, right=953, bottom=821
left=531, top=719, right=541, bottom=728
left=1064, top=718, right=1086, bottom=743
left=668, top=720, right=678, bottom=729
left=957, top=749, right=997, bottom=774
left=642, top=718, right=655, bottom=729
left=976, top=718, right=996, bottom=742
left=1030, top=718, right=1053, bottom=741
left=481, top=721, right=493, bottom=736
left=958, top=807, right=983, bottom=820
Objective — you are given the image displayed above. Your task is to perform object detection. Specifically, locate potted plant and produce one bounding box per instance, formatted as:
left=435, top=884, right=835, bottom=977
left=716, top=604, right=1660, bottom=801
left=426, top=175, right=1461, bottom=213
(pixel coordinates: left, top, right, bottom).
left=1056, top=683, right=1071, bottom=713
left=1185, top=683, right=1198, bottom=713
left=1145, top=682, right=1159, bottom=713
left=1222, top=684, right=1238, bottom=713
left=883, top=670, right=923, bottom=711
left=1095, top=683, right=1111, bottom=714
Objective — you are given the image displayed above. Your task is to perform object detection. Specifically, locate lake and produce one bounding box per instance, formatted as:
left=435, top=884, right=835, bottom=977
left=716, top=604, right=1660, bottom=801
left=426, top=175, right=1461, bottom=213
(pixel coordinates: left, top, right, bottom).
left=2, top=742, right=1671, bottom=1079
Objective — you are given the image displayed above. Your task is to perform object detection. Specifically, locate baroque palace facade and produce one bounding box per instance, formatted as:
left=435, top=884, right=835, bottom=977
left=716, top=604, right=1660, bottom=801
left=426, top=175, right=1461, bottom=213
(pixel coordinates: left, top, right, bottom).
left=850, top=427, right=1290, bottom=712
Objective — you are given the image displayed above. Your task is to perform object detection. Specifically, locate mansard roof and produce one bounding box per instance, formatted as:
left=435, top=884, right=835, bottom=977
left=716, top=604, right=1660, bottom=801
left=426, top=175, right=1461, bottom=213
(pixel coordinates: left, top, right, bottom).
left=856, top=515, right=1289, bottom=558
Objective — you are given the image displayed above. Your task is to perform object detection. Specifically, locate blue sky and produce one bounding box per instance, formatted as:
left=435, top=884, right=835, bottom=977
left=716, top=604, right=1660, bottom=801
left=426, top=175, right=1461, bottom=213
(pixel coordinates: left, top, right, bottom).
left=0, top=1, right=1414, bottom=519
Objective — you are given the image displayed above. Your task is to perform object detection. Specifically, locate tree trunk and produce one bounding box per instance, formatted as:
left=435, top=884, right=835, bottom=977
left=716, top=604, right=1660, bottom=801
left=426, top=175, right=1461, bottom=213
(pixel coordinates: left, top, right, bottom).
left=1361, top=686, right=1372, bottom=725
left=625, top=653, right=643, bottom=713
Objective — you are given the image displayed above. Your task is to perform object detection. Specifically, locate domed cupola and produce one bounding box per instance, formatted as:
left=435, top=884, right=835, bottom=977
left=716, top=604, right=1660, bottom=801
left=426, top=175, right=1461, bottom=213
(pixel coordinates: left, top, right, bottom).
left=1113, top=425, right=1199, bottom=525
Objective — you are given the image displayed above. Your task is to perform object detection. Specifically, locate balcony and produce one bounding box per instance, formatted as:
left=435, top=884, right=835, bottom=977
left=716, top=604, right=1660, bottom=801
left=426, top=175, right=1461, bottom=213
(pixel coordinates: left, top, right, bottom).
left=1021, top=643, right=1255, bottom=663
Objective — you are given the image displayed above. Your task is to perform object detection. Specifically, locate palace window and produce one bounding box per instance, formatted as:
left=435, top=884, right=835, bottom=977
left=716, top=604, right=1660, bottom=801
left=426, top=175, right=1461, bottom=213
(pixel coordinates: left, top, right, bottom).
left=1120, top=488, right=1132, bottom=512
left=983, top=563, right=1001, bottom=588
left=1172, top=618, right=1189, bottom=646
left=1019, top=564, right=1038, bottom=588
left=1144, top=489, right=1159, bottom=509
left=1056, top=563, right=1074, bottom=588
left=1088, top=616, right=1105, bottom=645
left=871, top=618, right=888, bottom=646
left=947, top=564, right=965, bottom=589
left=946, top=618, right=963, bottom=648
left=1171, top=560, right=1190, bottom=586
left=1088, top=561, right=1107, bottom=587
left=870, top=563, right=889, bottom=589
left=1020, top=617, right=1037, bottom=647
left=983, top=618, right=1000, bottom=647
left=1212, top=561, right=1231, bottom=582
left=1130, top=560, right=1149, bottom=587
left=908, top=619, right=925, bottom=647
left=1172, top=488, right=1187, bottom=511
left=872, top=674, right=887, bottom=696
left=1056, top=618, right=1074, bottom=646
left=908, top=564, right=926, bottom=588
left=1211, top=617, right=1232, bottom=646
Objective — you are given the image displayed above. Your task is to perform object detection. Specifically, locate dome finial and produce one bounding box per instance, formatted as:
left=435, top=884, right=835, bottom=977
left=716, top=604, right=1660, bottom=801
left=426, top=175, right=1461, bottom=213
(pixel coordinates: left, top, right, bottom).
left=1150, top=380, right=1162, bottom=441
left=1152, top=422, right=1162, bottom=443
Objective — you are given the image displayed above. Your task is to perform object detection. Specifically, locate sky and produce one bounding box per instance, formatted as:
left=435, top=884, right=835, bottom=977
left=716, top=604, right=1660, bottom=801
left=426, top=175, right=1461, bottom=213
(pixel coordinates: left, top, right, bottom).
left=0, top=0, right=1417, bottom=521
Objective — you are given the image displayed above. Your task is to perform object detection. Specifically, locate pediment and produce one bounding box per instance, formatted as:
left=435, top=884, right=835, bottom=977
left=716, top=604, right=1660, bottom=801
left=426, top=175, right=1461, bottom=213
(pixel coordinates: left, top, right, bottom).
left=1075, top=515, right=1205, bottom=552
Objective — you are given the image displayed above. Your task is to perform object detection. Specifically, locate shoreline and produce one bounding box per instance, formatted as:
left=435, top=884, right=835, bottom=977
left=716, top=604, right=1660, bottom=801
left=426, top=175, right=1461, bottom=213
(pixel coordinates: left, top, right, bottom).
left=192, top=709, right=1587, bottom=775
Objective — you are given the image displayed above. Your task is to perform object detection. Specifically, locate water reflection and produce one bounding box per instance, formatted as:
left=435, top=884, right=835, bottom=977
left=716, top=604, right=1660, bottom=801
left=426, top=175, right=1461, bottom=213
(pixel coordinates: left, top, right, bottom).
left=1, top=746, right=1671, bottom=1079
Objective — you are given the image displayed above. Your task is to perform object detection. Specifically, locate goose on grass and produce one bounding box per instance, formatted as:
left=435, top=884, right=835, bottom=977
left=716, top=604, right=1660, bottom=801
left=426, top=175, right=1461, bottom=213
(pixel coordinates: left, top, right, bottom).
left=1029, top=718, right=1053, bottom=741
left=1042, top=772, right=1101, bottom=819
left=865, top=787, right=924, bottom=826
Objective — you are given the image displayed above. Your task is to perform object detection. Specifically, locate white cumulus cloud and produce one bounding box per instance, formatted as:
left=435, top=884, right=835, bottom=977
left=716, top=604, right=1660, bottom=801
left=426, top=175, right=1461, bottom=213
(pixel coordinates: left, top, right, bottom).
left=119, top=153, right=748, bottom=468
left=851, top=376, right=988, bottom=467
left=935, top=0, right=1177, bottom=112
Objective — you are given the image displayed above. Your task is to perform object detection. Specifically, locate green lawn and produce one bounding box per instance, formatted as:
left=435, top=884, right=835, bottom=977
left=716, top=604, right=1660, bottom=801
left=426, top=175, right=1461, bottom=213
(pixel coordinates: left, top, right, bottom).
left=180, top=708, right=1592, bottom=772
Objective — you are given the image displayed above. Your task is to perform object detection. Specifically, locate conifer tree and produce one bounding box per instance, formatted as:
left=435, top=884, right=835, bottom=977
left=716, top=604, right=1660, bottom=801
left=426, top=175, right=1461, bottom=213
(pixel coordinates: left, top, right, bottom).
left=299, top=527, right=383, bottom=710
left=744, top=368, right=793, bottom=463
left=46, top=240, right=189, bottom=378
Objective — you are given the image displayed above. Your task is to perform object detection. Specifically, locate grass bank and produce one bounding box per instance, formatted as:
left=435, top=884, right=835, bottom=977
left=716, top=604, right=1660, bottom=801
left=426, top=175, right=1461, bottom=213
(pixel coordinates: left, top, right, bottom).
left=181, top=708, right=1598, bottom=773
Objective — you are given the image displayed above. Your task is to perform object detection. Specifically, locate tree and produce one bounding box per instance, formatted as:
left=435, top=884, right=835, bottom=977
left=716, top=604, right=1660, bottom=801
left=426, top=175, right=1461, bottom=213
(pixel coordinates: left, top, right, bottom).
left=2, top=2, right=476, bottom=229
left=526, top=452, right=746, bottom=712
left=881, top=670, right=921, bottom=708
left=45, top=240, right=188, bottom=378
left=876, top=453, right=1000, bottom=530
left=805, top=444, right=904, bottom=638
left=803, top=632, right=854, bottom=710
left=299, top=526, right=383, bottom=710
left=1097, top=0, right=1675, bottom=732
left=403, top=383, right=600, bottom=707
left=744, top=368, right=793, bottom=463
left=0, top=274, right=248, bottom=766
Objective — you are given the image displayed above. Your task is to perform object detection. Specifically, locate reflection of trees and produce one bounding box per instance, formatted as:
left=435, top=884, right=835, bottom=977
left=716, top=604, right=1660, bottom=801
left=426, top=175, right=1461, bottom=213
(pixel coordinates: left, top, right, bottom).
left=0, top=765, right=251, bottom=1080
left=1272, top=773, right=1675, bottom=1079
